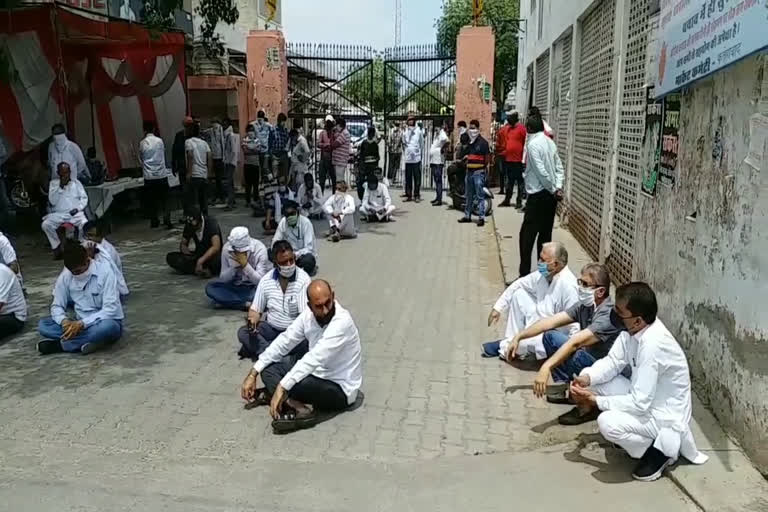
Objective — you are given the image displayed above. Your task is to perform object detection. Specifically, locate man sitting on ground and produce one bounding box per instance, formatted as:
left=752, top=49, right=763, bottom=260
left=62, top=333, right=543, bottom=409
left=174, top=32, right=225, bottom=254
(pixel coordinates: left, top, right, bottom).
left=568, top=282, right=708, bottom=481
left=205, top=226, right=271, bottom=310
left=42, top=162, right=89, bottom=259
left=272, top=201, right=317, bottom=275
left=0, top=231, right=23, bottom=289
left=360, top=174, right=395, bottom=222
left=503, top=263, right=621, bottom=421
left=241, top=279, right=363, bottom=433
left=166, top=207, right=222, bottom=277
left=38, top=242, right=124, bottom=355
left=237, top=240, right=311, bottom=360
left=323, top=181, right=357, bottom=242
left=0, top=262, right=27, bottom=341
left=482, top=241, right=579, bottom=360
left=84, top=221, right=128, bottom=298
left=297, top=172, right=324, bottom=219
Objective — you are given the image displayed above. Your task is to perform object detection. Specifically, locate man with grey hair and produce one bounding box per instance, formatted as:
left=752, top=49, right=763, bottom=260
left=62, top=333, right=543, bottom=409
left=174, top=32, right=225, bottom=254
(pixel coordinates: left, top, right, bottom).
left=482, top=241, right=579, bottom=361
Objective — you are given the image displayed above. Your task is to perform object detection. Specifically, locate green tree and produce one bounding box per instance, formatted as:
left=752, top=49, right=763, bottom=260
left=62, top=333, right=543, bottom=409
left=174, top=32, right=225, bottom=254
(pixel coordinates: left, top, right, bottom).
left=410, top=82, right=456, bottom=116
left=435, top=0, right=520, bottom=105
left=142, top=0, right=238, bottom=56
left=342, top=57, right=398, bottom=113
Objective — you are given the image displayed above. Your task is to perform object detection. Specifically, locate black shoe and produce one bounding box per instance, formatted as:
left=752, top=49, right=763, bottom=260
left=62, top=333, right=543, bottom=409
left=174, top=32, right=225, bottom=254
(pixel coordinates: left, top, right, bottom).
left=403, top=197, right=413, bottom=202
left=557, top=406, right=600, bottom=426
left=477, top=219, right=485, bottom=227
left=414, top=197, right=422, bottom=203
left=38, top=339, right=64, bottom=355
left=457, top=217, right=472, bottom=223
left=498, top=201, right=512, bottom=207
left=545, top=385, right=572, bottom=404
left=432, top=201, right=443, bottom=207
left=632, top=446, right=673, bottom=481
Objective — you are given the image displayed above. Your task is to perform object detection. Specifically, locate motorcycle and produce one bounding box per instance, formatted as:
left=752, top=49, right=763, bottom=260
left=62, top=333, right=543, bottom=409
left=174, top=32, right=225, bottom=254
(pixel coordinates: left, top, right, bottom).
left=447, top=159, right=494, bottom=217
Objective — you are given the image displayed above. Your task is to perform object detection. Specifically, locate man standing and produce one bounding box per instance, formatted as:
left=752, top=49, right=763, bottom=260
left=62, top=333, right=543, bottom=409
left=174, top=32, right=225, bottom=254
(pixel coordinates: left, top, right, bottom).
left=358, top=126, right=380, bottom=200
left=569, top=283, right=708, bottom=481
left=387, top=121, right=403, bottom=184
left=85, top=147, right=105, bottom=186
left=429, top=119, right=451, bottom=206
left=254, top=110, right=273, bottom=184
left=140, top=120, right=172, bottom=229
left=38, top=242, right=124, bottom=355
left=270, top=113, right=291, bottom=183
left=166, top=207, right=222, bottom=278
left=48, top=124, right=90, bottom=183
left=317, top=116, right=336, bottom=193
left=172, top=116, right=194, bottom=190
left=41, top=163, right=88, bottom=259
left=272, top=202, right=317, bottom=275
left=241, top=123, right=262, bottom=207
left=360, top=174, right=395, bottom=222
left=519, top=113, right=564, bottom=277
left=498, top=112, right=527, bottom=209
left=241, top=279, right=363, bottom=433
left=331, top=117, right=351, bottom=186
left=297, top=172, right=324, bottom=218
left=457, top=119, right=490, bottom=227
left=185, top=122, right=212, bottom=215
left=0, top=262, right=26, bottom=341
left=495, top=114, right=509, bottom=195
left=289, top=128, right=310, bottom=189
left=237, top=240, right=311, bottom=361
left=208, top=117, right=225, bottom=206
left=402, top=116, right=423, bottom=202
left=222, top=119, right=240, bottom=210
left=205, top=226, right=271, bottom=310
left=323, top=181, right=357, bottom=243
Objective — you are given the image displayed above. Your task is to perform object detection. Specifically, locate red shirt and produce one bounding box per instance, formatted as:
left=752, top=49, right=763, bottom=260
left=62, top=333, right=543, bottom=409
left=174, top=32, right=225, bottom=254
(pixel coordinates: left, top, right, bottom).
left=495, top=124, right=510, bottom=155
left=504, top=123, right=527, bottom=163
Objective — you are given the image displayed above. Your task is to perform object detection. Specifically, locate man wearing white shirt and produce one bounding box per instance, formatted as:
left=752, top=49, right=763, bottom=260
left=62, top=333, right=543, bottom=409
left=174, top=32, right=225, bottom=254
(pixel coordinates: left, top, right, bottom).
left=205, top=226, right=271, bottom=310
left=272, top=202, right=317, bottom=275
left=402, top=116, right=424, bottom=202
left=42, top=163, right=89, bottom=259
left=482, top=242, right=579, bottom=361
left=297, top=172, right=324, bottom=219
left=0, top=262, right=26, bottom=340
left=83, top=220, right=129, bottom=298
left=519, top=113, right=564, bottom=277
left=222, top=118, right=240, bottom=210
left=140, top=120, right=172, bottom=229
left=241, top=279, right=363, bottom=433
left=360, top=174, right=395, bottom=222
left=0, top=231, right=23, bottom=288
left=323, top=181, right=356, bottom=242
left=48, top=124, right=90, bottom=183
left=569, top=282, right=708, bottom=481
left=38, top=242, right=124, bottom=355
left=429, top=120, right=451, bottom=206
left=208, top=118, right=226, bottom=206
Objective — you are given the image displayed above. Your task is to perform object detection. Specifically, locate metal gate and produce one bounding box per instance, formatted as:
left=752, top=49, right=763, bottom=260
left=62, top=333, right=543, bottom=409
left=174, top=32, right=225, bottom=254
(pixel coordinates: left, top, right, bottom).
left=534, top=50, right=550, bottom=117
left=382, top=44, right=456, bottom=189
left=607, top=0, right=650, bottom=284
left=553, top=32, right=573, bottom=170
left=569, top=0, right=617, bottom=260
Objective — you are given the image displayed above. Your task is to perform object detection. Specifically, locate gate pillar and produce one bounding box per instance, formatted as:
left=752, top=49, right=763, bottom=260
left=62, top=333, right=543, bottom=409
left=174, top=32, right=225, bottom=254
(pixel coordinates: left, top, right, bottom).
left=454, top=26, right=495, bottom=135
left=246, top=30, right=289, bottom=121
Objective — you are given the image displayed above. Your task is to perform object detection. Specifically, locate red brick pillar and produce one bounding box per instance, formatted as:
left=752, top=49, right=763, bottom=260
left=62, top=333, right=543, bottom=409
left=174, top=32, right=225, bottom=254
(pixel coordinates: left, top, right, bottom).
left=454, top=26, right=495, bottom=136
left=245, top=30, right=289, bottom=121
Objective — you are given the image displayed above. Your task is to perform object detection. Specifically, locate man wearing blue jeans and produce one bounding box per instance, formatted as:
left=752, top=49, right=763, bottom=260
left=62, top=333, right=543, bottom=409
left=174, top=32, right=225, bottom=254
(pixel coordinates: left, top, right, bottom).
left=38, top=241, right=124, bottom=355
left=457, top=119, right=490, bottom=227
left=501, top=263, right=621, bottom=426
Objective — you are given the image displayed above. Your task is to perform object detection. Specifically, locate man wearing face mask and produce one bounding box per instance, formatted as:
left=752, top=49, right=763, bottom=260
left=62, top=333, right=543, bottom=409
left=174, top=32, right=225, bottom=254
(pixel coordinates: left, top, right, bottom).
left=360, top=174, right=395, bottom=222
left=41, top=163, right=89, bottom=259
left=241, top=279, right=363, bottom=433
left=568, top=282, right=708, bottom=482
left=222, top=118, right=240, bottom=210
left=323, top=181, right=357, bottom=243
left=297, top=172, right=324, bottom=219
left=237, top=240, right=311, bottom=361
left=47, top=124, right=90, bottom=183
left=253, top=111, right=273, bottom=184
left=37, top=241, right=124, bottom=355
left=205, top=227, right=271, bottom=310
left=358, top=125, right=380, bottom=200
left=316, top=115, right=336, bottom=193
left=270, top=113, right=291, bottom=183
left=482, top=241, right=579, bottom=361
left=402, top=116, right=423, bottom=202
left=457, top=119, right=491, bottom=227
left=272, top=202, right=317, bottom=275
left=387, top=121, right=403, bottom=184
left=262, top=179, right=295, bottom=234
left=166, top=207, right=222, bottom=277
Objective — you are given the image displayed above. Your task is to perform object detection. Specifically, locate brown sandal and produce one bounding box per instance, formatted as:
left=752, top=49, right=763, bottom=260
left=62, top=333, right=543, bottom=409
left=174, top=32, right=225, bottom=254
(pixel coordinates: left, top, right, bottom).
left=243, top=388, right=271, bottom=410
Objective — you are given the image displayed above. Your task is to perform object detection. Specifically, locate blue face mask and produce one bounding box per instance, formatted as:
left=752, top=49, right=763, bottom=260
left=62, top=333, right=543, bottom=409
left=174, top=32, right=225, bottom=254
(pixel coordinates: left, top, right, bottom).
left=537, top=262, right=550, bottom=278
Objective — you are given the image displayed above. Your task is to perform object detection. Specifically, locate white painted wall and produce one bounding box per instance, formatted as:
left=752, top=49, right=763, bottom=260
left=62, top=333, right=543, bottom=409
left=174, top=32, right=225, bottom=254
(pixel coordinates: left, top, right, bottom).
left=191, top=0, right=281, bottom=54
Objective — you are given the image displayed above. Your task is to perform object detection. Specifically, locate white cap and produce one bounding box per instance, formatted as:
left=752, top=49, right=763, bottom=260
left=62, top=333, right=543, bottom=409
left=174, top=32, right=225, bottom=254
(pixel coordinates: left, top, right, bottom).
left=228, top=226, right=251, bottom=251
left=325, top=114, right=335, bottom=123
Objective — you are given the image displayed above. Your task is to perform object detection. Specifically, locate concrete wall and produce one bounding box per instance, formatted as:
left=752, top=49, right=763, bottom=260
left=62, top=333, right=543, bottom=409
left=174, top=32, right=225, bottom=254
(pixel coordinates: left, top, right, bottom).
left=245, top=30, right=288, bottom=122
left=454, top=26, right=495, bottom=137
left=191, top=0, right=280, bottom=54
left=634, top=52, right=768, bottom=473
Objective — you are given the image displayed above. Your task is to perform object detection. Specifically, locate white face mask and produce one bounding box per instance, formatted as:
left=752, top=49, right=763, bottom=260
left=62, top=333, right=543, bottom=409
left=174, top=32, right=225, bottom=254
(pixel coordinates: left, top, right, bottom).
left=54, top=133, right=67, bottom=150
left=468, top=128, right=479, bottom=141
left=72, top=266, right=91, bottom=285
left=278, top=263, right=296, bottom=278
left=577, top=285, right=596, bottom=307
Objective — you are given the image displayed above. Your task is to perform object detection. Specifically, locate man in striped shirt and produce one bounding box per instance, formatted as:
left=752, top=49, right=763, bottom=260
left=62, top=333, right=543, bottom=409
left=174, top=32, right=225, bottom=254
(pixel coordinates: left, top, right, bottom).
left=331, top=118, right=351, bottom=185
left=457, top=119, right=490, bottom=227
left=237, top=240, right=311, bottom=360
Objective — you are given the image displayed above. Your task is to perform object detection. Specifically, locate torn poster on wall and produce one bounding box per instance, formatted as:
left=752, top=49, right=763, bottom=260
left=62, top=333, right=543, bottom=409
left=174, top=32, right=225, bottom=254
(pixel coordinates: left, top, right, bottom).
left=642, top=86, right=664, bottom=195
left=660, top=92, right=680, bottom=187
left=745, top=113, right=768, bottom=171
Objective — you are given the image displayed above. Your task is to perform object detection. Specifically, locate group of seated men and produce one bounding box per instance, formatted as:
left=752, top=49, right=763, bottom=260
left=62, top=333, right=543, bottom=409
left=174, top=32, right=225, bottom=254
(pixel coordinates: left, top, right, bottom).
left=480, top=241, right=708, bottom=481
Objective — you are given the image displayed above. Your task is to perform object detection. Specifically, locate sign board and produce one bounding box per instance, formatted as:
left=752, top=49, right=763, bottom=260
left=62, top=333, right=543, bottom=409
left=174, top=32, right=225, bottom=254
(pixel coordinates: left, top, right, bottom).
left=473, top=0, right=483, bottom=23
left=659, top=93, right=681, bottom=187
left=654, top=0, right=768, bottom=98
left=642, top=87, right=664, bottom=195
left=260, top=0, right=282, bottom=26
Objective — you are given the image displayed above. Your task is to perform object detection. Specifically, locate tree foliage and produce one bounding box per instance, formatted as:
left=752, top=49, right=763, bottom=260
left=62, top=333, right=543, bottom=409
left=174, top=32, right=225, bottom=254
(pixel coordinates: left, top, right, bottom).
left=435, top=0, right=520, bottom=105
left=342, top=57, right=397, bottom=113
left=142, top=0, right=238, bottom=56
left=409, top=82, right=456, bottom=116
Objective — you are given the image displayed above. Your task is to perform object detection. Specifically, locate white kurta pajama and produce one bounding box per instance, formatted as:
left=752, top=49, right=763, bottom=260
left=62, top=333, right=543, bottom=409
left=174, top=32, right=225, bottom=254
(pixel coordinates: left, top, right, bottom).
left=360, top=182, right=395, bottom=221
left=323, top=193, right=357, bottom=238
left=582, top=320, right=708, bottom=464
left=42, top=179, right=89, bottom=249
left=494, top=266, right=579, bottom=359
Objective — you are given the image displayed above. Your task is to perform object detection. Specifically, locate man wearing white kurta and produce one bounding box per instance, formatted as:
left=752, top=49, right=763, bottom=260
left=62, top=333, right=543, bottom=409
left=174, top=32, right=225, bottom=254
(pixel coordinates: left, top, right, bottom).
left=297, top=173, right=324, bottom=218
left=323, top=182, right=356, bottom=242
left=42, top=163, right=88, bottom=257
left=360, top=174, right=395, bottom=222
left=482, top=241, right=579, bottom=360
left=272, top=202, right=317, bottom=276
left=568, top=282, right=708, bottom=481
left=48, top=124, right=90, bottom=183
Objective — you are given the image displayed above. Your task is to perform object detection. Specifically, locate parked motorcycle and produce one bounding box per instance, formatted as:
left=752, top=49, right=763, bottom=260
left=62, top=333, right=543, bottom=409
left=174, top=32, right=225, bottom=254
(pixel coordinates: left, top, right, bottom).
left=447, top=160, right=494, bottom=217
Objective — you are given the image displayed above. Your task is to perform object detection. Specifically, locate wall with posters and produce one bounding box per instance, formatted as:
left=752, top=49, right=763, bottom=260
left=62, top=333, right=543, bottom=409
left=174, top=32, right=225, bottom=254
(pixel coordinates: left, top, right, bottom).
left=634, top=51, right=768, bottom=473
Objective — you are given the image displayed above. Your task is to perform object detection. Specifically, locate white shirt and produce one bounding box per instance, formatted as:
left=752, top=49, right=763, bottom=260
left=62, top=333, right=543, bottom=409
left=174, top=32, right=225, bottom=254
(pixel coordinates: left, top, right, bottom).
left=219, top=238, right=271, bottom=286
left=272, top=215, right=317, bottom=258
left=98, top=239, right=122, bottom=275
left=140, top=133, right=168, bottom=180
left=48, top=179, right=88, bottom=214
left=323, top=192, right=356, bottom=218
left=494, top=266, right=579, bottom=339
left=209, top=123, right=224, bottom=160
left=223, top=128, right=240, bottom=166
left=94, top=245, right=129, bottom=297
left=524, top=132, right=565, bottom=195
left=402, top=126, right=424, bottom=164
left=362, top=182, right=392, bottom=211
left=51, top=258, right=124, bottom=327
left=254, top=301, right=363, bottom=404
left=48, top=137, right=88, bottom=182
left=429, top=129, right=450, bottom=165
left=582, top=319, right=708, bottom=464
left=250, top=267, right=311, bottom=330
left=297, top=182, right=324, bottom=215
left=185, top=137, right=211, bottom=179
left=0, top=263, right=26, bottom=321
left=0, top=232, right=18, bottom=267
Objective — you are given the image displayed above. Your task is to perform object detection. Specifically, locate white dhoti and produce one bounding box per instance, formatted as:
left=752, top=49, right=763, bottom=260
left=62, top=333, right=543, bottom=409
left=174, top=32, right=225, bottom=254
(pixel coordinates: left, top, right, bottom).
left=360, top=204, right=395, bottom=221
left=329, top=213, right=357, bottom=238
left=41, top=212, right=88, bottom=249
left=498, top=287, right=547, bottom=360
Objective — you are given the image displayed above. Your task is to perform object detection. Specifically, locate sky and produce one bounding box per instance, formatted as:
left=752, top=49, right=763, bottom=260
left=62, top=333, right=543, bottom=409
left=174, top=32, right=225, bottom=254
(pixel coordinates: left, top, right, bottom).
left=282, top=0, right=444, bottom=49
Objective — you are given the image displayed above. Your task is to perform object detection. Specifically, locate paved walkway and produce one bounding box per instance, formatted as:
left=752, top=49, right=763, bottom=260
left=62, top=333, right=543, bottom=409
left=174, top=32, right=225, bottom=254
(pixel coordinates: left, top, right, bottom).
left=0, top=198, right=699, bottom=510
